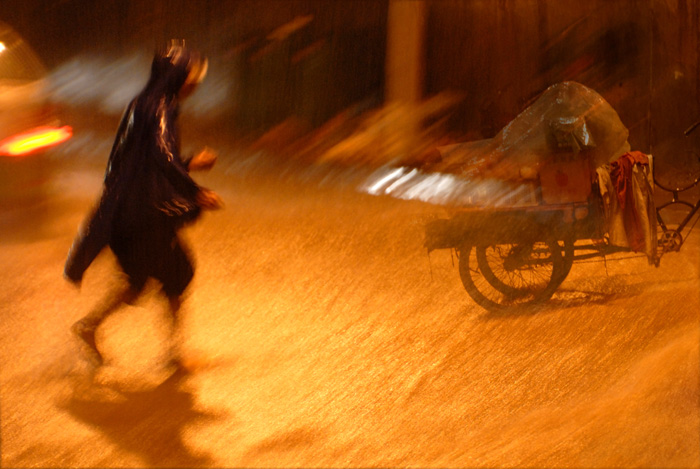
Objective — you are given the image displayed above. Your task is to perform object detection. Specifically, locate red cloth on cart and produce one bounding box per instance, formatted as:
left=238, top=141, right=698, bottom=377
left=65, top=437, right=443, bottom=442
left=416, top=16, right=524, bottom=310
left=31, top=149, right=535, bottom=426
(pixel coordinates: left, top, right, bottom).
left=609, top=151, right=650, bottom=252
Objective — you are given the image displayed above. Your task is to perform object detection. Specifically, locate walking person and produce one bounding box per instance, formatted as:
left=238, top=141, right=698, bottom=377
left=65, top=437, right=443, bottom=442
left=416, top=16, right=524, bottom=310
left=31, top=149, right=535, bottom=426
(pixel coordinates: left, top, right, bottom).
left=64, top=41, right=222, bottom=370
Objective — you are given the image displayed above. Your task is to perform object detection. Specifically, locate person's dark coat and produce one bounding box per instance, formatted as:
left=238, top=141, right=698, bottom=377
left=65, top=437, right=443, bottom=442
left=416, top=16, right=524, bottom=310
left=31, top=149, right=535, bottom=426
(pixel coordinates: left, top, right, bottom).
left=65, top=46, right=205, bottom=294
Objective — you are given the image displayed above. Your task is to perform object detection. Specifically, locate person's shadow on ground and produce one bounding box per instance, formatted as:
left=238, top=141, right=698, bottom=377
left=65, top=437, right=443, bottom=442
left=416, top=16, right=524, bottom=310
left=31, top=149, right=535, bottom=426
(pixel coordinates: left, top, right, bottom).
left=62, top=368, right=221, bottom=468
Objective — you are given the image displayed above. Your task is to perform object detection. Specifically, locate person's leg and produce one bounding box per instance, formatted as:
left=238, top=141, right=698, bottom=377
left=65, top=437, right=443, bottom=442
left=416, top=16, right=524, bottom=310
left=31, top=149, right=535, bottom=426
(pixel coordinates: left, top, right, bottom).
left=160, top=237, right=194, bottom=371
left=72, top=282, right=141, bottom=366
left=167, top=294, right=182, bottom=328
left=164, top=292, right=193, bottom=373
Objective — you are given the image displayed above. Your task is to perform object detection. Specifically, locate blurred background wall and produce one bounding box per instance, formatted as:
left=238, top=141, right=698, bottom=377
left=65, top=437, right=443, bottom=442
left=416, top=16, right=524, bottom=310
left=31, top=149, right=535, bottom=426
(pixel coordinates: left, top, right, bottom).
left=424, top=0, right=700, bottom=173
left=2, top=0, right=699, bottom=173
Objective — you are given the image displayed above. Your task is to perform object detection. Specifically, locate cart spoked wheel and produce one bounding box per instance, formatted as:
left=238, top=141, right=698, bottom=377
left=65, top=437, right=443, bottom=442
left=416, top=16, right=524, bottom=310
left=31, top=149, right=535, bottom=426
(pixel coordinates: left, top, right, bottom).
left=458, top=237, right=566, bottom=311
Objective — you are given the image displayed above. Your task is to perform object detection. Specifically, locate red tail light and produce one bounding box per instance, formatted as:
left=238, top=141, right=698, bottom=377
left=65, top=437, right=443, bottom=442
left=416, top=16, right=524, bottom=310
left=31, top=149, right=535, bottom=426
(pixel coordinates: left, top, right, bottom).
left=0, top=125, right=73, bottom=157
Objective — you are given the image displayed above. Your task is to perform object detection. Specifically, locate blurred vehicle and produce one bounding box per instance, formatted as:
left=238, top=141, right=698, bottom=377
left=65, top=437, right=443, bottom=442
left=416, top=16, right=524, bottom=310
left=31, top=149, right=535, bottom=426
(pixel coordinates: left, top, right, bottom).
left=0, top=20, right=71, bottom=210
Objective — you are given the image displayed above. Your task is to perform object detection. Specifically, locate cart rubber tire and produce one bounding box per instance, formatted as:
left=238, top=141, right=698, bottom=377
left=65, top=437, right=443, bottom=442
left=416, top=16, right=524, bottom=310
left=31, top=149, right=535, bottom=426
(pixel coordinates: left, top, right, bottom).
left=554, top=236, right=575, bottom=288
left=459, top=238, right=565, bottom=311
left=475, top=236, right=574, bottom=295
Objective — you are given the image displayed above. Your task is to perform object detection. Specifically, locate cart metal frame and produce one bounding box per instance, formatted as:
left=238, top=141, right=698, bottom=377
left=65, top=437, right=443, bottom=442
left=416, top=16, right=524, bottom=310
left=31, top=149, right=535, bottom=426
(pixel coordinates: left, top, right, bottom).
left=424, top=160, right=700, bottom=311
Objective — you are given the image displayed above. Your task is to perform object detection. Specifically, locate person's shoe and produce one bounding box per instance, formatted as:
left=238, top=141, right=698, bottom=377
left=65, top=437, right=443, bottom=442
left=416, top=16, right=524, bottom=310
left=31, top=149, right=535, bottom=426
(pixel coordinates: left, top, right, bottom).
left=72, top=320, right=103, bottom=367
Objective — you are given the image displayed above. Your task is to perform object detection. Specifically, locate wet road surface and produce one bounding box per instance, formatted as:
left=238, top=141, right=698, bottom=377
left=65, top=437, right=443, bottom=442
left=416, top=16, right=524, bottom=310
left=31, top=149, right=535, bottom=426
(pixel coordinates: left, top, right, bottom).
left=1, top=151, right=699, bottom=468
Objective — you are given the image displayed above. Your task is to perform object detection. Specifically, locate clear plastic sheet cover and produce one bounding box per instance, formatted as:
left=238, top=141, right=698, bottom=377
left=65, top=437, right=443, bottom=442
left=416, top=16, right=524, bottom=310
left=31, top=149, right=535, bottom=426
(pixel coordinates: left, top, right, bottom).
left=433, top=81, right=630, bottom=180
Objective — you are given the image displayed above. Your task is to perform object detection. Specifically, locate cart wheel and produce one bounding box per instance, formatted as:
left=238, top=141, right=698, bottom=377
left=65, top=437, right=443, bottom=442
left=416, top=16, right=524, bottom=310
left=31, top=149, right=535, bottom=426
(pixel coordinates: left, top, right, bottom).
left=458, top=238, right=565, bottom=311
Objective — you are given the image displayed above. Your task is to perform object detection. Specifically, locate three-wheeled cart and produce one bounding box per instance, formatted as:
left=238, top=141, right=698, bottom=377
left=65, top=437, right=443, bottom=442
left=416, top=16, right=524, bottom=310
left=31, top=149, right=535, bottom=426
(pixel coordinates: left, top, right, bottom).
left=422, top=83, right=700, bottom=311
left=424, top=150, right=700, bottom=311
